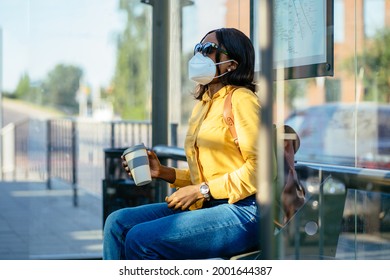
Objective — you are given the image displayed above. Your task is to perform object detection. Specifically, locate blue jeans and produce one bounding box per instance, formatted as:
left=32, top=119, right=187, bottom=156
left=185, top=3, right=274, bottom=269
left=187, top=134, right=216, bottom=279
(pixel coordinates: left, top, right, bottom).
left=103, top=195, right=260, bottom=259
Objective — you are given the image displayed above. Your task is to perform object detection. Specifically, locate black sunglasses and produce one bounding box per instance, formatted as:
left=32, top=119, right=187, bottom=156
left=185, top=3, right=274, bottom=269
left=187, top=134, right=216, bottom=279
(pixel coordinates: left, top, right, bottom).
left=194, top=42, right=229, bottom=56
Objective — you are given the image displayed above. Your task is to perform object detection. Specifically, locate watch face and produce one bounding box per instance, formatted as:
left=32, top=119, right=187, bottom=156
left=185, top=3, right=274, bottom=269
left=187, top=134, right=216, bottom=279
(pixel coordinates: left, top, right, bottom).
left=200, top=184, right=209, bottom=194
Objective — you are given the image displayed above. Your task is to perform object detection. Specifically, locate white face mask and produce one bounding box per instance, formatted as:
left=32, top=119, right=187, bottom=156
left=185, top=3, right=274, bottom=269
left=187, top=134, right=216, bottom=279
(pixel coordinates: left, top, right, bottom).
left=188, top=53, right=236, bottom=85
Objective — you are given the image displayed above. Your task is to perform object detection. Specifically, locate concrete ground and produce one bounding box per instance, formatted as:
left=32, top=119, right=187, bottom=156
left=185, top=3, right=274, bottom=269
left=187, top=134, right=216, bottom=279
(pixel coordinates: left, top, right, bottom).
left=0, top=180, right=102, bottom=260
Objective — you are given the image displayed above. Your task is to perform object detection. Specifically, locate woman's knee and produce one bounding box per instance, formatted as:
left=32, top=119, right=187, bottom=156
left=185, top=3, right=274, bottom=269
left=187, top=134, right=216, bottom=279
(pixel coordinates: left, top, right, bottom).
left=103, top=208, right=130, bottom=236
left=103, top=211, right=116, bottom=233
left=125, top=224, right=159, bottom=259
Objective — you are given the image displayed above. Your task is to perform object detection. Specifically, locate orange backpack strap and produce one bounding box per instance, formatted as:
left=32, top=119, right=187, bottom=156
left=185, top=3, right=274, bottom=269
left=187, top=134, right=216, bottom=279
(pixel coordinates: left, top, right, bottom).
left=223, top=90, right=305, bottom=225
left=223, top=89, right=240, bottom=149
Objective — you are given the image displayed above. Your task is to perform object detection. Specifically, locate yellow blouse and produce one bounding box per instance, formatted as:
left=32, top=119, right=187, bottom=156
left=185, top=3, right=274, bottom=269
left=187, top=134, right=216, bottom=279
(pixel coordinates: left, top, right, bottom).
left=171, top=85, right=261, bottom=209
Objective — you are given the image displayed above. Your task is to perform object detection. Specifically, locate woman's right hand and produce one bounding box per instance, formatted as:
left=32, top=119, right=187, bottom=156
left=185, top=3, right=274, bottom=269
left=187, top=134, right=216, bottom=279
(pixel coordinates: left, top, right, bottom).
left=121, top=155, right=133, bottom=178
left=146, top=149, right=162, bottom=178
left=121, top=149, right=162, bottom=179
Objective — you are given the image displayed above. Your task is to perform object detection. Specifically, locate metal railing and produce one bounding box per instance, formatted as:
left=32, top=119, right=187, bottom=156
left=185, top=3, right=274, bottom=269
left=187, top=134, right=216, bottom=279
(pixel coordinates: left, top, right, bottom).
left=1, top=117, right=178, bottom=206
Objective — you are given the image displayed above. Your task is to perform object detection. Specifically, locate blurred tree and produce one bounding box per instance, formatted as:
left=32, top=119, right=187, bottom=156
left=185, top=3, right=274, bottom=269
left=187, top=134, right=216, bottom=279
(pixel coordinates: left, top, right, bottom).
left=343, top=28, right=390, bottom=103
left=13, top=73, right=43, bottom=104
left=14, top=73, right=30, bottom=99
left=42, top=64, right=83, bottom=114
left=110, top=0, right=151, bottom=120
left=283, top=79, right=307, bottom=109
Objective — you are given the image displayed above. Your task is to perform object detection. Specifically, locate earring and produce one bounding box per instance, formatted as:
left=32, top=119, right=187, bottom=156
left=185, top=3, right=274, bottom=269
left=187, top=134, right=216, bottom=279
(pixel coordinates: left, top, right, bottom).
left=228, top=68, right=231, bottom=72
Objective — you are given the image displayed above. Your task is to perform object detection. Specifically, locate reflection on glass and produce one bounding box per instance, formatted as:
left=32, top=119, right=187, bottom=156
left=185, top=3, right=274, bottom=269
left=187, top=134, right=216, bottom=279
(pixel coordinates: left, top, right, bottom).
left=337, top=190, right=390, bottom=259
left=305, top=221, right=319, bottom=236
left=276, top=175, right=346, bottom=259
left=279, top=166, right=390, bottom=259
left=285, top=103, right=390, bottom=170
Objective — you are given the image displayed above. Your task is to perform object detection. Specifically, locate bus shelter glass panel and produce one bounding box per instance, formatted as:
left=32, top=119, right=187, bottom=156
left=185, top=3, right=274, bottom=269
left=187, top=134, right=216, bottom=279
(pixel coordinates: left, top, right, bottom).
left=276, top=0, right=390, bottom=260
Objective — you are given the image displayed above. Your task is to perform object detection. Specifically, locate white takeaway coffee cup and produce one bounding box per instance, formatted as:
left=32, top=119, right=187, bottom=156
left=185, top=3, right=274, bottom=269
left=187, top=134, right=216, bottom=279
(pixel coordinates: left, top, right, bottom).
left=122, top=143, right=152, bottom=186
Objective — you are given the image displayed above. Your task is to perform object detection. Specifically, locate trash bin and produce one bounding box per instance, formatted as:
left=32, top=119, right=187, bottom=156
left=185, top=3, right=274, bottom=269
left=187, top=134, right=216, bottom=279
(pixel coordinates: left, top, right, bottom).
left=102, top=148, right=155, bottom=227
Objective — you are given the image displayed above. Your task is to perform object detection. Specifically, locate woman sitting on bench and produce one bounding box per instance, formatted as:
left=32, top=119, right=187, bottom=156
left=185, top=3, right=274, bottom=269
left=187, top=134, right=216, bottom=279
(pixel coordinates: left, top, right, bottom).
left=103, top=27, right=260, bottom=260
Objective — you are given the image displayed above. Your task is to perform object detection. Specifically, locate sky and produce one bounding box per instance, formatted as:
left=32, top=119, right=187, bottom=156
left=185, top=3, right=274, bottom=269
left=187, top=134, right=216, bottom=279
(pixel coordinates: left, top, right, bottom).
left=0, top=0, right=226, bottom=93
left=0, top=0, right=125, bottom=92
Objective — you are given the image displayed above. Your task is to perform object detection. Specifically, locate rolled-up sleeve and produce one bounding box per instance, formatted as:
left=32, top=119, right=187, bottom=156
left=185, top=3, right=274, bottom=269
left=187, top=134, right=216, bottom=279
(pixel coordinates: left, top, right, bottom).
left=170, top=168, right=192, bottom=189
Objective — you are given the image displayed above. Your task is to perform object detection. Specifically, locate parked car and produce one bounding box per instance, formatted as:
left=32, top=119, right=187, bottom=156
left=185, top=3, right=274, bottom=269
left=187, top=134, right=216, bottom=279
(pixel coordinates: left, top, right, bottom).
left=285, top=102, right=390, bottom=170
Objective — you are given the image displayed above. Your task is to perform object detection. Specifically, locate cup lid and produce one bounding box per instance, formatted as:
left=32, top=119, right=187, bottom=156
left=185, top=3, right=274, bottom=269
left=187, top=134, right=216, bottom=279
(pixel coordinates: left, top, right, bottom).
left=122, top=143, right=147, bottom=155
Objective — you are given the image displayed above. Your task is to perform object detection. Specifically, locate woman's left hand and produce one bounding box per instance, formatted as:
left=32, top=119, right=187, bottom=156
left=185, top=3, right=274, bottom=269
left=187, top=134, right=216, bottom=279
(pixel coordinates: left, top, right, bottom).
left=165, top=184, right=202, bottom=210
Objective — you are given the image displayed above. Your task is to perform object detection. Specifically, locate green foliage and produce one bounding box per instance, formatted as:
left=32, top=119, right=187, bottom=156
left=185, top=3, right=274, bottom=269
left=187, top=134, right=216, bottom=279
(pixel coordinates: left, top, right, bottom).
left=344, top=28, right=390, bottom=103
left=14, top=73, right=31, bottom=99
left=284, top=79, right=307, bottom=109
left=42, top=64, right=83, bottom=114
left=110, top=0, right=152, bottom=120
left=272, top=79, right=307, bottom=110
left=361, top=29, right=390, bottom=102
left=11, top=64, right=82, bottom=114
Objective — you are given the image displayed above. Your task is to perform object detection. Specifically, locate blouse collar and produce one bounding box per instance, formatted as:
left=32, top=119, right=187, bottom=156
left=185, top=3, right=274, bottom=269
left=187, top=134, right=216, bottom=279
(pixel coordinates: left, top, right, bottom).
left=202, top=85, right=235, bottom=103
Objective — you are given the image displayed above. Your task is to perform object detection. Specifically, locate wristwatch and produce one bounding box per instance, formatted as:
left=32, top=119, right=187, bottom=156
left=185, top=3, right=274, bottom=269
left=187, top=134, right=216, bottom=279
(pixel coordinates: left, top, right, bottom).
left=199, top=182, right=210, bottom=201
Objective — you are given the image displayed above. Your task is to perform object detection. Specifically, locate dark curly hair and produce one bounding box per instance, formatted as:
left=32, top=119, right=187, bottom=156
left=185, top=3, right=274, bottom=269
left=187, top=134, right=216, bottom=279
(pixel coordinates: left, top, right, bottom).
left=193, top=28, right=256, bottom=100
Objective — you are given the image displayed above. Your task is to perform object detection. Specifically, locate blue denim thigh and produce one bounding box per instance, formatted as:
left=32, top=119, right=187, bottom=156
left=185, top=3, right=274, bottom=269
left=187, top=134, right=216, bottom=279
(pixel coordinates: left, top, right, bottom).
left=103, top=202, right=179, bottom=259
left=125, top=197, right=259, bottom=259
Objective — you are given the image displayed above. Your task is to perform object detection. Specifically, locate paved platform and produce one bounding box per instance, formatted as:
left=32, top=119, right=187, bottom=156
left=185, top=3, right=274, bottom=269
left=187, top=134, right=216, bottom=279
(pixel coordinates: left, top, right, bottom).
left=0, top=180, right=103, bottom=260
left=2, top=180, right=389, bottom=260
